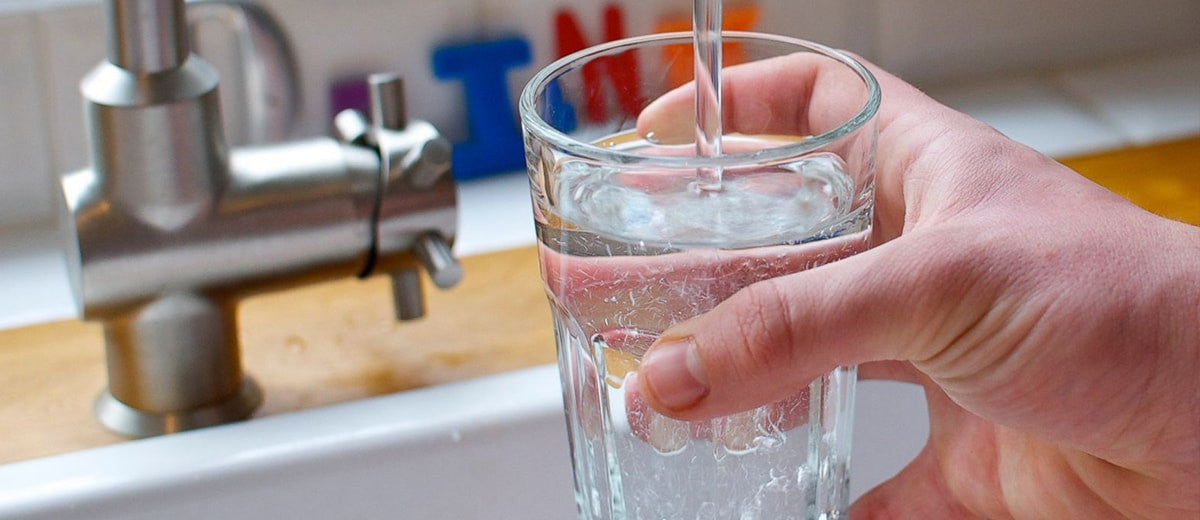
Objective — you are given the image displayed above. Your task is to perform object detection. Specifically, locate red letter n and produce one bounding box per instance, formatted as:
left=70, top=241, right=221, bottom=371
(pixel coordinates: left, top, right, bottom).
left=555, top=5, right=644, bottom=123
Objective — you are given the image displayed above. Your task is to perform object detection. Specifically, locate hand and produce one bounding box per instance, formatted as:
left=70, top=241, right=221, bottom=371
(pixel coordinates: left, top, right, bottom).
left=634, top=53, right=1200, bottom=519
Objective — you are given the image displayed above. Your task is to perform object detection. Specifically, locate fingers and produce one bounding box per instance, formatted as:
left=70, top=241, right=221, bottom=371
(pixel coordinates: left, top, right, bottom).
left=637, top=227, right=1002, bottom=420
left=849, top=446, right=979, bottom=519
left=633, top=50, right=983, bottom=243
left=636, top=51, right=939, bottom=143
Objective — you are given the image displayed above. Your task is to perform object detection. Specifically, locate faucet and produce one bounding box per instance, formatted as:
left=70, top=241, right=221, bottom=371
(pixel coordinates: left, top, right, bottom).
left=60, top=0, right=461, bottom=438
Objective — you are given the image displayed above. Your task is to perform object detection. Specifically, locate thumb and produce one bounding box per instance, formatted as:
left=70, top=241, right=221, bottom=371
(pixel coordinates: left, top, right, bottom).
left=637, top=227, right=998, bottom=420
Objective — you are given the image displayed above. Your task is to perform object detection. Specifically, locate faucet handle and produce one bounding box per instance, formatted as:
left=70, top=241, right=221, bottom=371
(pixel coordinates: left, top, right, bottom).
left=361, top=73, right=461, bottom=321
left=369, top=73, right=408, bottom=132
left=389, top=233, right=462, bottom=321
left=333, top=109, right=370, bottom=145
left=367, top=74, right=454, bottom=190
left=390, top=268, right=425, bottom=321
left=413, top=233, right=462, bottom=289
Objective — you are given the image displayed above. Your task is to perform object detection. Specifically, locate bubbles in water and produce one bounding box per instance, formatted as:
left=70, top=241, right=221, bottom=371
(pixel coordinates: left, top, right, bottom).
left=647, top=412, right=691, bottom=455
left=545, top=141, right=864, bottom=517
left=714, top=410, right=760, bottom=455
left=557, top=150, right=853, bottom=249
left=708, top=406, right=790, bottom=457
left=764, top=468, right=792, bottom=493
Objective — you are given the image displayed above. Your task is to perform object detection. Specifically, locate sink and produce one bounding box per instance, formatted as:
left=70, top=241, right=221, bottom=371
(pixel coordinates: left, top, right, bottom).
left=0, top=361, right=926, bottom=520
left=0, top=365, right=575, bottom=520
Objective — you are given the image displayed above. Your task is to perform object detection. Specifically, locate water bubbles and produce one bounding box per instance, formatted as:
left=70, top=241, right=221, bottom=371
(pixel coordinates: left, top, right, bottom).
left=556, top=146, right=854, bottom=249
left=738, top=506, right=761, bottom=520
left=647, top=412, right=691, bottom=455
left=764, top=468, right=792, bottom=493
left=714, top=410, right=761, bottom=455
left=545, top=140, right=862, bottom=518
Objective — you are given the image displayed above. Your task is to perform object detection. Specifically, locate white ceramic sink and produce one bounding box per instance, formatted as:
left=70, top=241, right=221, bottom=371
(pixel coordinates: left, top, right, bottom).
left=0, top=366, right=576, bottom=520
left=0, top=363, right=926, bottom=520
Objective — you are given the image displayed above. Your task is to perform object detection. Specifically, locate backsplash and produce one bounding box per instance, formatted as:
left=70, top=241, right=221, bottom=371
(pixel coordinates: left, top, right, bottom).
left=1, top=0, right=1197, bottom=228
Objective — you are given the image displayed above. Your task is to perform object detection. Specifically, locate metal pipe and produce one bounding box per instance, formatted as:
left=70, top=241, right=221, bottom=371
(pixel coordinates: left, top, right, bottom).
left=107, top=0, right=189, bottom=73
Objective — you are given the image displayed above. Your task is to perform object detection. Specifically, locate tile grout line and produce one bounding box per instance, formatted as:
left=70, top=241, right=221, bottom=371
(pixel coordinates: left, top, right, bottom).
left=0, top=11, right=59, bottom=228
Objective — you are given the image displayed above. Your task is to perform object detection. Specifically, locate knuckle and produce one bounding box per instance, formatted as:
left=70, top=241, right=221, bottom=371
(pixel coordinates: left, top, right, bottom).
left=899, top=229, right=1014, bottom=364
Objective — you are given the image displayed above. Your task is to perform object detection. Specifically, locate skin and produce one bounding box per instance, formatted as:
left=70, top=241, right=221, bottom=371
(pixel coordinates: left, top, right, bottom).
left=628, top=53, right=1200, bottom=519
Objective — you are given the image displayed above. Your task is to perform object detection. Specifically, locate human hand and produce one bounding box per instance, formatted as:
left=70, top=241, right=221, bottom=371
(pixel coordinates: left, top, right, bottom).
left=633, top=53, right=1200, bottom=519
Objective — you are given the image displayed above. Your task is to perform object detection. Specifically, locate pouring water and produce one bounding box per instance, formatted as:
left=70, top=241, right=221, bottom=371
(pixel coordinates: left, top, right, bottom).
left=693, top=0, right=724, bottom=192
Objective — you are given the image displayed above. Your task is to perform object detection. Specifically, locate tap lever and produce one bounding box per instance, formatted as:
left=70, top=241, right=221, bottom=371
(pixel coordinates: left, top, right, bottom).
left=334, top=109, right=370, bottom=145
left=390, top=268, right=425, bottom=321
left=414, top=233, right=462, bottom=289
left=360, top=74, right=461, bottom=321
left=402, top=130, right=453, bottom=191
left=369, top=74, right=408, bottom=131
left=389, top=234, right=461, bottom=322
left=366, top=75, right=453, bottom=190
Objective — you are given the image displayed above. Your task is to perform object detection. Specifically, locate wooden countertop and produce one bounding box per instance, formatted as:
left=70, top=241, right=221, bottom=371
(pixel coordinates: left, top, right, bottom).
left=1, top=136, right=1197, bottom=465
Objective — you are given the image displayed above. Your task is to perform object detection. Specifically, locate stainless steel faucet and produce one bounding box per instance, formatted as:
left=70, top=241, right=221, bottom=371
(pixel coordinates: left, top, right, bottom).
left=60, top=0, right=461, bottom=438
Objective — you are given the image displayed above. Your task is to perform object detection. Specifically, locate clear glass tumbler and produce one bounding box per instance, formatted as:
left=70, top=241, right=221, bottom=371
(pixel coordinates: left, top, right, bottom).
left=520, top=32, right=880, bottom=520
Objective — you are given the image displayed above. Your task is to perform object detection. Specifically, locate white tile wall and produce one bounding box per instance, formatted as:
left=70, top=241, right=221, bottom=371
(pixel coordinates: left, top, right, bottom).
left=1055, top=48, right=1200, bottom=145
left=0, top=12, right=54, bottom=228
left=924, top=76, right=1127, bottom=158
left=875, top=0, right=1200, bottom=86
left=36, top=2, right=105, bottom=181
left=1, top=0, right=1198, bottom=231
left=756, top=0, right=875, bottom=56
left=0, top=0, right=93, bottom=16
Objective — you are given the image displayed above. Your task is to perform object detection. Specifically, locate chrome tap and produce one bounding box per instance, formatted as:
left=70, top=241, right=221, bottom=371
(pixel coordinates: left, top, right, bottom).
left=60, top=0, right=460, bottom=438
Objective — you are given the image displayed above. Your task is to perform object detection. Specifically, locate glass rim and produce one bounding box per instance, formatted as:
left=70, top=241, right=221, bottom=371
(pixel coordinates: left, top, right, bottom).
left=519, top=31, right=881, bottom=169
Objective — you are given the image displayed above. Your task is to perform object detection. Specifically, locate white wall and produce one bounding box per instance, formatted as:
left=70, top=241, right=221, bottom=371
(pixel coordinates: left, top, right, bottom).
left=0, top=0, right=1197, bottom=230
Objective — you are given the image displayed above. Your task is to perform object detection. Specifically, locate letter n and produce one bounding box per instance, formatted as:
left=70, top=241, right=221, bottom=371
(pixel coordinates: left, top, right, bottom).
left=554, top=5, right=644, bottom=123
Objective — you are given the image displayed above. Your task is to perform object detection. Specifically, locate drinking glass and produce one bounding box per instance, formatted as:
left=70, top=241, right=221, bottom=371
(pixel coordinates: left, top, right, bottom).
left=520, top=31, right=880, bottom=520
